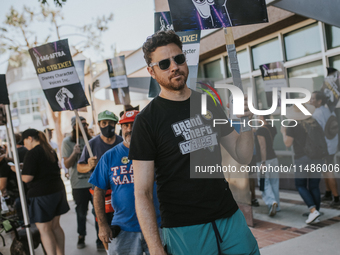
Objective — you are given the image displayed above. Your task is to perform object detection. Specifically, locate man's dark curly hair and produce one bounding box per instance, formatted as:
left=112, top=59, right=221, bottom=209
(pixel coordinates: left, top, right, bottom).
left=312, top=91, right=327, bottom=106
left=143, top=30, right=182, bottom=66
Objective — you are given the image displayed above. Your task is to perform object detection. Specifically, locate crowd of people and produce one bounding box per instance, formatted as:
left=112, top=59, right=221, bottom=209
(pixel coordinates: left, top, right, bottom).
left=0, top=30, right=339, bottom=255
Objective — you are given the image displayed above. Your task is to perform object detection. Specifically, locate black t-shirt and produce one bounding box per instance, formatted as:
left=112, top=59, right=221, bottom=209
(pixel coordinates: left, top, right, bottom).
left=286, top=121, right=307, bottom=159
left=129, top=90, right=238, bottom=228
left=22, top=145, right=64, bottom=198
left=18, top=146, right=28, bottom=163
left=0, top=158, right=19, bottom=199
left=255, top=125, right=277, bottom=162
left=0, top=147, right=28, bottom=199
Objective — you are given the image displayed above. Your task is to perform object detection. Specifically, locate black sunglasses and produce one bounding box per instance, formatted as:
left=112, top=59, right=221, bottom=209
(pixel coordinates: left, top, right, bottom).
left=149, top=53, right=186, bottom=70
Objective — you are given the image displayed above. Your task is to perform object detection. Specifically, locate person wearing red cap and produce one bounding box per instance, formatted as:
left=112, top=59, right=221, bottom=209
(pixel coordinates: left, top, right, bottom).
left=89, top=110, right=162, bottom=255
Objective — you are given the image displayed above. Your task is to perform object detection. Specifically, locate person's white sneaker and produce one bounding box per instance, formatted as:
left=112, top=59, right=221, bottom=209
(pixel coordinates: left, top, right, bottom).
left=313, top=218, right=321, bottom=223
left=306, top=210, right=320, bottom=224
left=269, top=202, right=278, bottom=216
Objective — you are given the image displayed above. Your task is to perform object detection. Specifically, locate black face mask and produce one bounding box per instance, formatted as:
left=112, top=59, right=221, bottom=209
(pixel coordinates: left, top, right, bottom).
left=100, top=125, right=116, bottom=138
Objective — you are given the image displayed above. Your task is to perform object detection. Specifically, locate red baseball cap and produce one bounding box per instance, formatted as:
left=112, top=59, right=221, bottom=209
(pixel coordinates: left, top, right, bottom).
left=119, top=110, right=139, bottom=124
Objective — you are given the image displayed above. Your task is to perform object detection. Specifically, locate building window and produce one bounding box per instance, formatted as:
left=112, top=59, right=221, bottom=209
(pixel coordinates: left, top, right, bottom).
left=254, top=76, right=268, bottom=110
left=251, top=38, right=282, bottom=70
left=288, top=60, right=324, bottom=97
left=10, top=89, right=45, bottom=119
left=18, top=91, right=29, bottom=99
left=224, top=57, right=231, bottom=78
left=19, top=100, right=29, bottom=107
left=30, top=89, right=42, bottom=97
left=225, top=49, right=250, bottom=77
left=32, top=106, right=40, bottom=113
left=242, top=79, right=251, bottom=94
left=237, top=50, right=250, bottom=74
left=329, top=55, right=340, bottom=70
left=325, top=24, right=340, bottom=50
left=204, top=59, right=223, bottom=79
left=197, top=66, right=203, bottom=78
left=284, top=23, right=321, bottom=61
left=33, top=115, right=41, bottom=120
left=20, top=108, right=30, bottom=115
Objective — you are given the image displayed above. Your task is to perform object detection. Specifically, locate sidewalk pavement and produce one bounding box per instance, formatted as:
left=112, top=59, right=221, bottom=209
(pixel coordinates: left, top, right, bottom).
left=61, top=200, right=103, bottom=255
left=260, top=221, right=340, bottom=255
left=60, top=175, right=103, bottom=254
left=254, top=190, right=340, bottom=254
left=1, top=179, right=339, bottom=254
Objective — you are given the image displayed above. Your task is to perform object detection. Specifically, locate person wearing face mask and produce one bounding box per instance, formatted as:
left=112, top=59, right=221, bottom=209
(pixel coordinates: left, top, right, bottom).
left=77, top=110, right=123, bottom=251
left=89, top=110, right=162, bottom=255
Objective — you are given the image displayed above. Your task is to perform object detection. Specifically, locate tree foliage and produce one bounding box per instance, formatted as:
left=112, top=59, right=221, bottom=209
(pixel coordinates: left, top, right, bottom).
left=0, top=4, right=113, bottom=66
left=0, top=3, right=113, bottom=153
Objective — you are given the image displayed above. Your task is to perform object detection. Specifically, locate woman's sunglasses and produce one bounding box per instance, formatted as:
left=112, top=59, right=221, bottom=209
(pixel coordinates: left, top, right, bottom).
left=149, top=53, right=186, bottom=70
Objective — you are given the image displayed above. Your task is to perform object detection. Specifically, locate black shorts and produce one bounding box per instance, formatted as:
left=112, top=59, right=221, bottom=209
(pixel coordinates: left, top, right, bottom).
left=28, top=189, right=70, bottom=223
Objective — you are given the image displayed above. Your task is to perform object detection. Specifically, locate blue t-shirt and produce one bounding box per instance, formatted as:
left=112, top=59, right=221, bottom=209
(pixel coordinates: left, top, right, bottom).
left=78, top=134, right=123, bottom=164
left=89, top=142, right=161, bottom=232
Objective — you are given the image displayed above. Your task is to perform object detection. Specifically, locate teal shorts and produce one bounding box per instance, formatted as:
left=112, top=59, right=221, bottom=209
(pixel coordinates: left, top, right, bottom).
left=162, top=209, right=259, bottom=255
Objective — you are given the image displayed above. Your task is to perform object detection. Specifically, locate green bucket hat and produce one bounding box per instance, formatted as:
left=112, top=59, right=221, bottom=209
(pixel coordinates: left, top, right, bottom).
left=98, top=110, right=119, bottom=122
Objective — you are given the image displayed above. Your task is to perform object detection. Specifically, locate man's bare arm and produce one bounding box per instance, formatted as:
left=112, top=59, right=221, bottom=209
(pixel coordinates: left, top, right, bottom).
left=281, top=127, right=294, bottom=148
left=133, top=160, right=165, bottom=255
left=220, top=129, right=254, bottom=165
left=93, top=187, right=112, bottom=244
left=0, top=177, right=7, bottom=193
left=77, top=157, right=98, bottom=173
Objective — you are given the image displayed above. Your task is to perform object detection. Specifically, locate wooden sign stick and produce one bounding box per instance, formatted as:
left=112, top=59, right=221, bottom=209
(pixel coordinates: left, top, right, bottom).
left=222, top=27, right=251, bottom=132
left=74, top=110, right=94, bottom=157
left=76, top=118, right=79, bottom=145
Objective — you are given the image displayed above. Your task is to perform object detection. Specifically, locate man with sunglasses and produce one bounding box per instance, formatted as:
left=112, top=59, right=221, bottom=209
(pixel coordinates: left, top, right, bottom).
left=77, top=110, right=123, bottom=251
left=129, top=30, right=259, bottom=255
left=61, top=115, right=93, bottom=249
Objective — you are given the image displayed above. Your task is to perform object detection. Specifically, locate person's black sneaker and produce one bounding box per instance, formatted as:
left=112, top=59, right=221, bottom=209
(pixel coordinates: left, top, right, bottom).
left=77, top=236, right=85, bottom=249
left=251, top=199, right=260, bottom=207
left=321, top=195, right=332, bottom=202
left=330, top=200, right=340, bottom=208
left=97, top=242, right=105, bottom=252
left=321, top=191, right=332, bottom=202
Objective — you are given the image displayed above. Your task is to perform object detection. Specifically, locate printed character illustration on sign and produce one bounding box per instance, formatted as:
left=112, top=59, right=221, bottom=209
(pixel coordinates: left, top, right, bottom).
left=159, top=14, right=174, bottom=31
left=222, top=0, right=233, bottom=26
left=55, top=87, right=74, bottom=110
left=192, top=0, right=233, bottom=27
left=118, top=88, right=126, bottom=104
left=324, top=88, right=335, bottom=103
left=33, top=51, right=41, bottom=67
left=107, top=59, right=113, bottom=74
left=192, top=0, right=215, bottom=26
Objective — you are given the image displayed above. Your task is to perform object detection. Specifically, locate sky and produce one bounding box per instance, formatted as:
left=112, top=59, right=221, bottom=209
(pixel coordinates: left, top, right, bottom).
left=0, top=0, right=155, bottom=73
